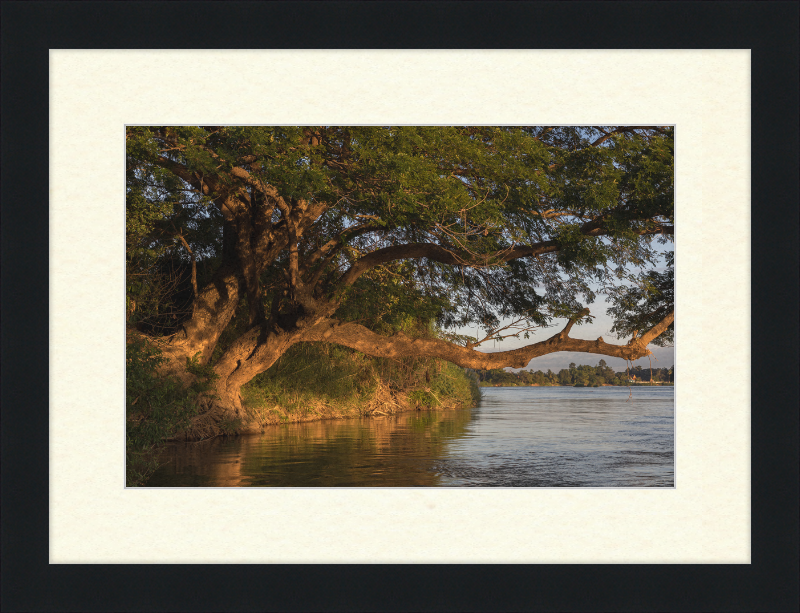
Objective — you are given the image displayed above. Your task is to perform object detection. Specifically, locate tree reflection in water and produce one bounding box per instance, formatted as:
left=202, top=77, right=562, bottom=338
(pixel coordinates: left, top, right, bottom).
left=147, top=408, right=475, bottom=487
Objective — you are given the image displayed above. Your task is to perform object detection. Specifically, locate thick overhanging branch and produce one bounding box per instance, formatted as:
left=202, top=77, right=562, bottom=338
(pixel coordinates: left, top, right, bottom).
left=337, top=241, right=560, bottom=288
left=307, top=308, right=674, bottom=371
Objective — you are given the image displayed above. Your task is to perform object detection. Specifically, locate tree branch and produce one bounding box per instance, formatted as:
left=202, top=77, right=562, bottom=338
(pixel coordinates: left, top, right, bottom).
left=335, top=212, right=671, bottom=292
left=638, top=310, right=674, bottom=346
left=306, top=222, right=385, bottom=269
left=336, top=241, right=560, bottom=289
left=306, top=308, right=670, bottom=371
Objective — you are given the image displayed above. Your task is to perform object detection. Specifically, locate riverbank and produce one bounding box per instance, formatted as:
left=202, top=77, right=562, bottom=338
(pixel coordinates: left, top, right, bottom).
left=236, top=342, right=481, bottom=431
left=127, top=338, right=481, bottom=485
left=237, top=382, right=467, bottom=431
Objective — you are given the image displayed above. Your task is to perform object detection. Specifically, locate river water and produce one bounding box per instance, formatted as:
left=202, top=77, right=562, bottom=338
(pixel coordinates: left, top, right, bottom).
left=146, top=386, right=674, bottom=487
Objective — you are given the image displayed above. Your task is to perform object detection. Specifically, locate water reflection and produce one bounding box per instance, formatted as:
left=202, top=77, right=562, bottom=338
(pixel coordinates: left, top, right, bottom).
left=147, top=387, right=674, bottom=487
left=148, top=408, right=473, bottom=487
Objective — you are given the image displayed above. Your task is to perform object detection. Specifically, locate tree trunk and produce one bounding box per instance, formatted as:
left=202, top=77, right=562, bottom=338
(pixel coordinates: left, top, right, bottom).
left=169, top=324, right=303, bottom=437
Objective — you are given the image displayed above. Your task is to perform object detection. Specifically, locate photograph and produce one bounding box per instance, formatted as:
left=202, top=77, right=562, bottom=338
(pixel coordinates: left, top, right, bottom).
left=126, top=125, right=675, bottom=488
left=4, top=0, right=796, bottom=607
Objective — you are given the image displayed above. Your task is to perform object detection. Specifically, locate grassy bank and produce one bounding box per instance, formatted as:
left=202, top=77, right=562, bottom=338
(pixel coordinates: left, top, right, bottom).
left=240, top=342, right=482, bottom=429
left=126, top=336, right=481, bottom=486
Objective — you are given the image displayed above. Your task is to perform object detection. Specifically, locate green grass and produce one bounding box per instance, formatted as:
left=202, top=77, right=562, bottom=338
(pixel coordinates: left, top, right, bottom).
left=241, top=342, right=481, bottom=424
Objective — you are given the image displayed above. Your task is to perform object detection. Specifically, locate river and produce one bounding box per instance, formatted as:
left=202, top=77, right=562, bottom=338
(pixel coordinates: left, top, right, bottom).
left=146, top=386, right=674, bottom=487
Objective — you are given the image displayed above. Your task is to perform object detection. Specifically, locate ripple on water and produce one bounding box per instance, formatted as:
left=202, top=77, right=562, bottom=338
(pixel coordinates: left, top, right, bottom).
left=146, top=386, right=674, bottom=487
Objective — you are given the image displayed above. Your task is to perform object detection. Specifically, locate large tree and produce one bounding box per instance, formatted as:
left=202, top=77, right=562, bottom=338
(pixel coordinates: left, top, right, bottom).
left=126, top=126, right=674, bottom=422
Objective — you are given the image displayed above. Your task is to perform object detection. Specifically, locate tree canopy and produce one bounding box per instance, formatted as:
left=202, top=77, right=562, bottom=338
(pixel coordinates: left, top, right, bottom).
left=126, top=126, right=674, bottom=418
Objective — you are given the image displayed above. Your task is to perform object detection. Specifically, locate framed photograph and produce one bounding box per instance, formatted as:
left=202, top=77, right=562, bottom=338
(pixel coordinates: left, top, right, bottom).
left=2, top=2, right=796, bottom=611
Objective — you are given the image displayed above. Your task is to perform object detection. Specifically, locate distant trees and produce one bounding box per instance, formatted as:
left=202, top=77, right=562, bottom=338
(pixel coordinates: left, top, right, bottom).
left=625, top=364, right=672, bottom=383
left=475, top=361, right=674, bottom=386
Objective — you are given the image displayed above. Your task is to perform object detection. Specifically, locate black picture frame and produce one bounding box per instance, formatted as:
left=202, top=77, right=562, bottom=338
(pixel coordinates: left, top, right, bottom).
left=2, top=2, right=797, bottom=611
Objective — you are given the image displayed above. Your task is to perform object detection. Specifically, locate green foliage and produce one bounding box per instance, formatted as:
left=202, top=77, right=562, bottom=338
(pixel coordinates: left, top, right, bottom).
left=334, top=261, right=451, bottom=332
left=126, top=338, right=217, bottom=486
left=608, top=251, right=674, bottom=346
left=429, top=361, right=482, bottom=407
left=408, top=389, right=437, bottom=408
left=242, top=343, right=372, bottom=414
left=618, top=364, right=673, bottom=384
left=126, top=126, right=673, bottom=346
left=185, top=352, right=220, bottom=394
